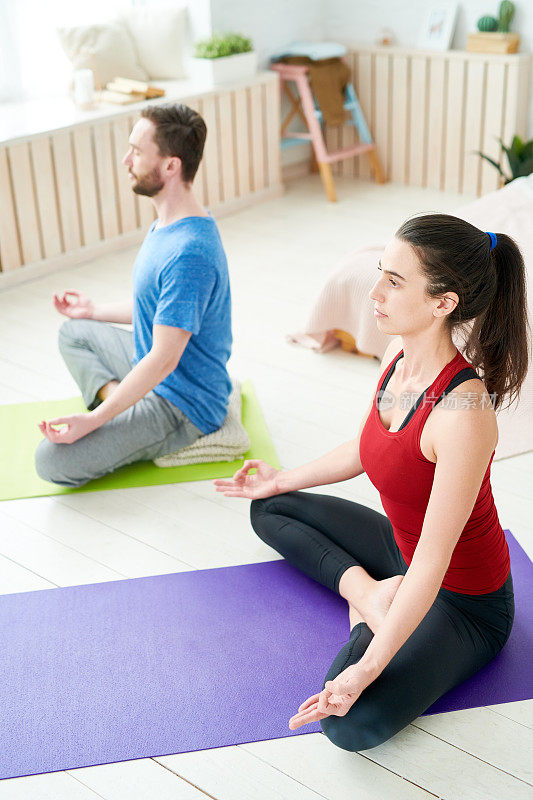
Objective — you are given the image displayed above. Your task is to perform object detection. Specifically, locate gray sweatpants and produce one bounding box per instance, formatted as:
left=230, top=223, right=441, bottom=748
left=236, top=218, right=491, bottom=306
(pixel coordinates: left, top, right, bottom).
left=35, top=319, right=202, bottom=487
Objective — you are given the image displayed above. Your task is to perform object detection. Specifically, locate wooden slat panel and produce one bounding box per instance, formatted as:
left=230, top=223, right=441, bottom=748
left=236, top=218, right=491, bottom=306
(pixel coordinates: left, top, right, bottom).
left=9, top=143, right=42, bottom=264
left=126, top=110, right=153, bottom=230
left=189, top=98, right=206, bottom=207
left=265, top=76, right=281, bottom=189
left=443, top=59, right=466, bottom=193
left=391, top=54, right=409, bottom=183
left=250, top=83, right=265, bottom=192
left=515, top=57, right=530, bottom=136
left=51, top=130, right=81, bottom=251
left=0, top=147, right=22, bottom=270
left=201, top=94, right=221, bottom=208
left=339, top=53, right=356, bottom=179
left=355, top=52, right=373, bottom=181
left=261, top=83, right=270, bottom=185
left=234, top=88, right=251, bottom=196
left=339, top=117, right=356, bottom=178
left=425, top=57, right=446, bottom=189
left=93, top=121, right=120, bottom=240
left=408, top=56, right=428, bottom=187
left=30, top=137, right=62, bottom=258
left=502, top=59, right=529, bottom=147
left=462, top=60, right=486, bottom=195
left=72, top=127, right=101, bottom=246
left=217, top=91, right=237, bottom=202
left=127, top=114, right=142, bottom=229
left=374, top=53, right=391, bottom=180
left=111, top=117, right=138, bottom=233
left=480, top=62, right=506, bottom=195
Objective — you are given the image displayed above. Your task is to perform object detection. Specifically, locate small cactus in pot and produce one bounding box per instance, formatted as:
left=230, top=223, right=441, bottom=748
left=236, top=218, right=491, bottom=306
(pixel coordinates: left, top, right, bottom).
left=477, top=15, right=498, bottom=32
left=498, top=0, right=515, bottom=32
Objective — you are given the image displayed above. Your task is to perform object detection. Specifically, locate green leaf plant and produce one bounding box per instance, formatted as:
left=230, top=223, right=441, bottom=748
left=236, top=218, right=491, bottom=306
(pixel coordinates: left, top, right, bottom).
left=194, top=33, right=253, bottom=59
left=475, top=135, right=533, bottom=184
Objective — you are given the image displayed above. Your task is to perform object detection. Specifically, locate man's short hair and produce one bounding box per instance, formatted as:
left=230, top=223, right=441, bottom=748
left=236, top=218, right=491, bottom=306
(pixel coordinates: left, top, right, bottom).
left=140, top=103, right=207, bottom=183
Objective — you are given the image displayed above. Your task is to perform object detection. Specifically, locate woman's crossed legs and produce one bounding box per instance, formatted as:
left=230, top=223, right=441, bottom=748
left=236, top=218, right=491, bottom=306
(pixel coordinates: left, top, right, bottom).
left=250, top=491, right=513, bottom=751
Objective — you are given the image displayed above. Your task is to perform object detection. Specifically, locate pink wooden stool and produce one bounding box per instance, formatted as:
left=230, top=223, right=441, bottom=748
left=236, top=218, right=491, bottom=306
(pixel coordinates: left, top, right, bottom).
left=271, top=62, right=385, bottom=202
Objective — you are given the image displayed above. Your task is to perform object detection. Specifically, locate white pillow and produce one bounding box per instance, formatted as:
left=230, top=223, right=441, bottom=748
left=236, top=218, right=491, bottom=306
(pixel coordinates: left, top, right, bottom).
left=121, top=6, right=187, bottom=80
left=58, top=22, right=148, bottom=90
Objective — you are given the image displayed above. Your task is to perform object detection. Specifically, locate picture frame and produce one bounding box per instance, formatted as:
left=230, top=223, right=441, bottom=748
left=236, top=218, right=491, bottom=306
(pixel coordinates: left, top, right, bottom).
left=418, top=2, right=458, bottom=51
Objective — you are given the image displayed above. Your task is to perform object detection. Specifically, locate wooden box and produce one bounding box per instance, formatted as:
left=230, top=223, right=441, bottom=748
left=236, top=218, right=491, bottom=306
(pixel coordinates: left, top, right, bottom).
left=467, top=33, right=520, bottom=54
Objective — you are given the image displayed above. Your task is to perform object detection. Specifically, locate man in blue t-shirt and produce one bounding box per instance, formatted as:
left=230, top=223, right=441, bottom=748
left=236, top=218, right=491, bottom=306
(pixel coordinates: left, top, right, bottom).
left=35, top=104, right=232, bottom=487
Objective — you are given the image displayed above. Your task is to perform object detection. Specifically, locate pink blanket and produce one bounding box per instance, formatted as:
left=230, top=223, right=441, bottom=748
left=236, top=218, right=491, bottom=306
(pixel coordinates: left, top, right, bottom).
left=289, top=176, right=533, bottom=459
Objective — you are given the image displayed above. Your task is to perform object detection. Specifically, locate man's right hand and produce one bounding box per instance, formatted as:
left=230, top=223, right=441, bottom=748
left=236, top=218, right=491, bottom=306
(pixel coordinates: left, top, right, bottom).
left=213, top=460, right=281, bottom=499
left=53, top=291, right=94, bottom=319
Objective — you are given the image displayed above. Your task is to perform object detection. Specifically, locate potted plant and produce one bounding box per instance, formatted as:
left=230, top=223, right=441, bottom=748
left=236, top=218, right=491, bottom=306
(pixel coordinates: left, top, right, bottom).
left=476, top=135, right=533, bottom=186
left=192, top=32, right=257, bottom=86
left=467, top=1, right=519, bottom=53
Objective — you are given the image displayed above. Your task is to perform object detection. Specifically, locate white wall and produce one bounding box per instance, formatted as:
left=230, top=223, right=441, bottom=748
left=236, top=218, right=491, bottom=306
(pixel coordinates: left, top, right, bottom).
left=207, top=0, right=532, bottom=138
left=209, top=0, right=324, bottom=67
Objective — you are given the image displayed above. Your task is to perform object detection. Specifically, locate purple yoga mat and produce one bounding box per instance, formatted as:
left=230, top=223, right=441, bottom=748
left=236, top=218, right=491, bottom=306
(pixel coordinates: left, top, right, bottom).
left=0, top=530, right=531, bottom=780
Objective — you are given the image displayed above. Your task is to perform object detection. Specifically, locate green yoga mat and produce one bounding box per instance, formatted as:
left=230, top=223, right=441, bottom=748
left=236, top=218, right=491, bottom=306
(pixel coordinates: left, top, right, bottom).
left=0, top=381, right=279, bottom=500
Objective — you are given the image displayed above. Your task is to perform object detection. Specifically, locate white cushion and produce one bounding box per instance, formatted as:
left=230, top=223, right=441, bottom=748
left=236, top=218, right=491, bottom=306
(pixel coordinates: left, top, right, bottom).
left=58, top=22, right=148, bottom=90
left=121, top=6, right=187, bottom=80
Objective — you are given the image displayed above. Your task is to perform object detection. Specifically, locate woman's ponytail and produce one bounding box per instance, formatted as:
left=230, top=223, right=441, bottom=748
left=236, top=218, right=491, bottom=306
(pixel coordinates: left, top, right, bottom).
left=463, top=233, right=530, bottom=411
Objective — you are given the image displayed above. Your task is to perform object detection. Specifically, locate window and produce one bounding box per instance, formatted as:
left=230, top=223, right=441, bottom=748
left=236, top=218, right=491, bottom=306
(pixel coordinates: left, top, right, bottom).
left=0, top=0, right=134, bottom=102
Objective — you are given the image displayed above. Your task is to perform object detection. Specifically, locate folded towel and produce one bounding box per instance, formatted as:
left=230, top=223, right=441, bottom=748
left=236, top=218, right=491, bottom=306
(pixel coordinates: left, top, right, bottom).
left=271, top=41, right=347, bottom=61
left=154, top=381, right=250, bottom=467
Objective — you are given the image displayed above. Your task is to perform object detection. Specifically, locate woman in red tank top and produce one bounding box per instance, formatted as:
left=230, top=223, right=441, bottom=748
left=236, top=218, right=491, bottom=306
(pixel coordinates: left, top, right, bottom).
left=214, top=214, right=529, bottom=751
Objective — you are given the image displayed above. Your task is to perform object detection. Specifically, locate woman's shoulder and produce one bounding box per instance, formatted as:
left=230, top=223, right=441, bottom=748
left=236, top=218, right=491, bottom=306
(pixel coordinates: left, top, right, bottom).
left=429, top=376, right=498, bottom=452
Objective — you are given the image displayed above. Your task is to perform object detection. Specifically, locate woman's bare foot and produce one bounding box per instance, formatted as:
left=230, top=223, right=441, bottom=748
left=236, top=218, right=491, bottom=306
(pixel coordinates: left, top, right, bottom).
left=348, top=604, right=365, bottom=630
left=360, top=575, right=404, bottom=634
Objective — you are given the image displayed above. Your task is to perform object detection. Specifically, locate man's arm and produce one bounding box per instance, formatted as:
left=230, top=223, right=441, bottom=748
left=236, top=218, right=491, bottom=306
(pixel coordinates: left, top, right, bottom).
left=54, top=291, right=133, bottom=324
left=40, top=324, right=191, bottom=444
left=92, top=299, right=133, bottom=324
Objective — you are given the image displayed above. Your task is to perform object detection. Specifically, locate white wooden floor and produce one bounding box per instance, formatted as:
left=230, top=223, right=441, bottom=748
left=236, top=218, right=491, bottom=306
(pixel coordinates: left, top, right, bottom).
left=1, top=175, right=532, bottom=800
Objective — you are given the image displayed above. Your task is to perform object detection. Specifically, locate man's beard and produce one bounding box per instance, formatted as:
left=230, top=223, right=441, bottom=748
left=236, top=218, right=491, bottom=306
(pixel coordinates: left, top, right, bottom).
left=131, top=167, right=164, bottom=197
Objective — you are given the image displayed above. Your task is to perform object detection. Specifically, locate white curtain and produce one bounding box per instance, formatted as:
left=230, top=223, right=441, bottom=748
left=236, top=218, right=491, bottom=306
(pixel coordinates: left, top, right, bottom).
left=0, top=0, right=134, bottom=102
left=0, top=1, right=22, bottom=101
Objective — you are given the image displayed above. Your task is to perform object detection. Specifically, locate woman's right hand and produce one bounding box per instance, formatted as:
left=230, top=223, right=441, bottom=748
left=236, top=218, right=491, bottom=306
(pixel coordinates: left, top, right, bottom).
left=53, top=290, right=94, bottom=319
left=213, top=460, right=281, bottom=499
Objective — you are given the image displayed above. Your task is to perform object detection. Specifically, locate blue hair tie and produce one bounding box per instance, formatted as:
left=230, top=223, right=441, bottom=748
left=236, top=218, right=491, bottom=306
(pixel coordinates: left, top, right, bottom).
left=486, top=231, right=497, bottom=251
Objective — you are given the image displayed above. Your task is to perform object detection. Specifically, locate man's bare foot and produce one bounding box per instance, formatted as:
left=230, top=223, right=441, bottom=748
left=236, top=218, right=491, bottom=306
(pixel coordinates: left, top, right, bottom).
left=360, top=575, right=404, bottom=634
left=97, top=380, right=119, bottom=402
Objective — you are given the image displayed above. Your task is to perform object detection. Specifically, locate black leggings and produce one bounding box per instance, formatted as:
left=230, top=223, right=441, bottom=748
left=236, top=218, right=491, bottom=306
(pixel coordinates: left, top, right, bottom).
left=250, top=491, right=514, bottom=752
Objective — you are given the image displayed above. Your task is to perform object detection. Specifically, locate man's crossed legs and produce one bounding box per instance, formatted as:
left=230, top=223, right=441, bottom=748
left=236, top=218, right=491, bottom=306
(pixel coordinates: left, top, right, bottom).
left=35, top=319, right=202, bottom=487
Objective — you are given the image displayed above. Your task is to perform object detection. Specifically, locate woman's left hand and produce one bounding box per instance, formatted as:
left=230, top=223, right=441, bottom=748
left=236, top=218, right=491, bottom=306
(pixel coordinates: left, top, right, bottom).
left=289, top=664, right=373, bottom=730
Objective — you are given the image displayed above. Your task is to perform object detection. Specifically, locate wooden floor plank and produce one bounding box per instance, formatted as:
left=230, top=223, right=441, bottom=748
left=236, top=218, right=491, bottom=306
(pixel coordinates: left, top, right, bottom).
left=0, top=508, right=123, bottom=586
left=242, top=734, right=436, bottom=799
left=68, top=759, right=209, bottom=799
left=1, top=497, right=193, bottom=579
left=413, top=707, right=533, bottom=783
left=157, top=747, right=328, bottom=799
left=486, top=699, right=533, bottom=730
left=361, top=724, right=533, bottom=800
left=0, top=772, right=102, bottom=799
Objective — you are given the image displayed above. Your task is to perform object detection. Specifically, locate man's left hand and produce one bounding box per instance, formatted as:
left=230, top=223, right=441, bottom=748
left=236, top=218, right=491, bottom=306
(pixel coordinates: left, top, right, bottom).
left=38, top=413, right=100, bottom=444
